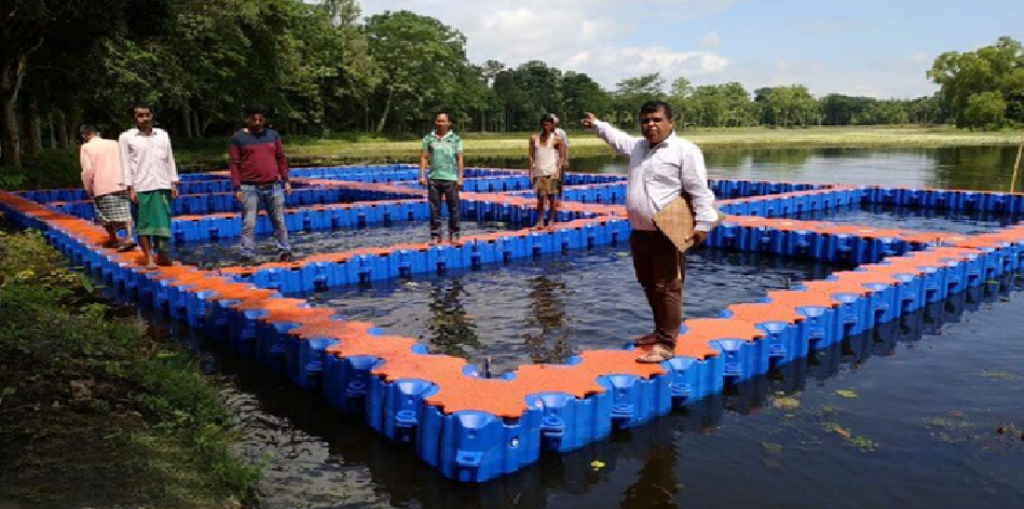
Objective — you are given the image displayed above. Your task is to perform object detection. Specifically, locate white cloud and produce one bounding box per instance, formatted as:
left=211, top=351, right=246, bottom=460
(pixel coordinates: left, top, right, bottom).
left=357, top=1, right=937, bottom=98
left=700, top=31, right=721, bottom=49
left=568, top=48, right=730, bottom=87
left=361, top=0, right=735, bottom=90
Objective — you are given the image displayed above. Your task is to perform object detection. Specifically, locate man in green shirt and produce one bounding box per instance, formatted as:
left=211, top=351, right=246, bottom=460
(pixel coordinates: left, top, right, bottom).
left=419, top=111, right=464, bottom=243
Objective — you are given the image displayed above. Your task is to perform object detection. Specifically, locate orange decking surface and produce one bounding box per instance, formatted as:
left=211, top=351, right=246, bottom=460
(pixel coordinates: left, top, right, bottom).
left=3, top=182, right=1023, bottom=421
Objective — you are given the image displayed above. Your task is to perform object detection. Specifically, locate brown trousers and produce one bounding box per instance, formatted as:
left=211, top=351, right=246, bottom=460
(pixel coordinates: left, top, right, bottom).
left=629, top=229, right=685, bottom=346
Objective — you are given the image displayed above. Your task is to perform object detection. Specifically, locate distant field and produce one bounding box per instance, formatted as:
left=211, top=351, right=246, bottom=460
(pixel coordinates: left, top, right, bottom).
left=170, top=126, right=1021, bottom=169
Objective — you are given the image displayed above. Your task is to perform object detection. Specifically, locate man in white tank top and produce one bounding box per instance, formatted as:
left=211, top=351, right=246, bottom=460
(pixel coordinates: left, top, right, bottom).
left=528, top=114, right=567, bottom=228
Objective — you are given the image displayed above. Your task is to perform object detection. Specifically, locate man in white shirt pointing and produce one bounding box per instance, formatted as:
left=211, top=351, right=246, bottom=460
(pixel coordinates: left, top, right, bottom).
left=583, top=101, right=718, bottom=363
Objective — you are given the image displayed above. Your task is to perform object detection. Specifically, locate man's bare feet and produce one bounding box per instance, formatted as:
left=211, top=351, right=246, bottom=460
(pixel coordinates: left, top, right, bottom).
left=156, top=252, right=172, bottom=267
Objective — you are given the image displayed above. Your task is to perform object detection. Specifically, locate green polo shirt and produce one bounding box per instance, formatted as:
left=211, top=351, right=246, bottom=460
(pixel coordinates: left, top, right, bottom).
left=422, top=130, right=463, bottom=181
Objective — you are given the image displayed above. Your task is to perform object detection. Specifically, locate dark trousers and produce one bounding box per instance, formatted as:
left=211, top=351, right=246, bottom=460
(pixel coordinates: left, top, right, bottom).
left=629, top=229, right=685, bottom=346
left=428, top=179, right=460, bottom=238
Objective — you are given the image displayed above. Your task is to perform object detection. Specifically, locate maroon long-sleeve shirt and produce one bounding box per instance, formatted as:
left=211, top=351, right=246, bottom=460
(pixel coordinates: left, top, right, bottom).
left=228, top=128, right=288, bottom=188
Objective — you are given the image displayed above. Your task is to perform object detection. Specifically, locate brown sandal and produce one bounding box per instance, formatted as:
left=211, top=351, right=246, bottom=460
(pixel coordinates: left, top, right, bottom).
left=636, top=344, right=675, bottom=364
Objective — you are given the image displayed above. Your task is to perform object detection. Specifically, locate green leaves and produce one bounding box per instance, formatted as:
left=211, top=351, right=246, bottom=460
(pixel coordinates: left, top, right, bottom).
left=929, top=36, right=1023, bottom=129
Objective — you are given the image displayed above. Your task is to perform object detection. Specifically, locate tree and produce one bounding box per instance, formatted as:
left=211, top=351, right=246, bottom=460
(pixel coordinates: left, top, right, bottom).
left=561, top=72, right=611, bottom=128
left=669, top=77, right=693, bottom=125
left=614, top=73, right=665, bottom=126
left=928, top=36, right=1023, bottom=128
left=757, top=85, right=818, bottom=127
left=364, top=11, right=471, bottom=132
left=963, top=92, right=1006, bottom=130
left=688, top=83, right=755, bottom=127
left=0, top=0, right=170, bottom=167
left=321, top=0, right=359, bottom=27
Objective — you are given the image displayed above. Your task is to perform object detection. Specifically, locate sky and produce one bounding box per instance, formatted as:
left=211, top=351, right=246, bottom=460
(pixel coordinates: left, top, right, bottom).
left=361, top=0, right=1024, bottom=98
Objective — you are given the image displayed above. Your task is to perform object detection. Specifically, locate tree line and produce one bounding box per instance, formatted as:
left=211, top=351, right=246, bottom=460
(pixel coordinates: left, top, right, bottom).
left=1, top=0, right=1021, bottom=168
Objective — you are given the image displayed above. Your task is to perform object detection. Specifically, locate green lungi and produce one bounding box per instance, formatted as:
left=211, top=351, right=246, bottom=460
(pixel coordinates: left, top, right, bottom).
left=135, top=189, right=172, bottom=238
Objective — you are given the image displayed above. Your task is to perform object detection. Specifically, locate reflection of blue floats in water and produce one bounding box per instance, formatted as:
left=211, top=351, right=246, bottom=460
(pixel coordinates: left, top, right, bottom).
left=297, top=246, right=834, bottom=374
left=172, top=220, right=516, bottom=267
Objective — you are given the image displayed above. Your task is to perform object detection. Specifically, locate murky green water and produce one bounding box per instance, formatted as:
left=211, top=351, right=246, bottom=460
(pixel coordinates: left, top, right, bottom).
left=197, top=146, right=1024, bottom=509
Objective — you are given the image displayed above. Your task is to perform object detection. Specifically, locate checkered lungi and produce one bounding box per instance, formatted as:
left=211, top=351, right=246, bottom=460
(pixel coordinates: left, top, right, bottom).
left=93, top=191, right=132, bottom=225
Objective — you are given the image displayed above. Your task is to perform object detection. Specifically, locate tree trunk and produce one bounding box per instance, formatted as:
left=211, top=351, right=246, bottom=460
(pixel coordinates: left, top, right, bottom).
left=0, top=63, right=23, bottom=167
left=48, top=112, right=56, bottom=148
left=67, top=107, right=81, bottom=146
left=54, top=110, right=68, bottom=149
left=192, top=110, right=201, bottom=138
left=25, top=94, right=41, bottom=159
left=376, top=89, right=393, bottom=133
left=181, top=103, right=193, bottom=139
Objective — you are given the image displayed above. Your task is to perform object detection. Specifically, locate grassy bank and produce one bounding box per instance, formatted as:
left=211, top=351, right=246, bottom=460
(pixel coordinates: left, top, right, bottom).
left=1, top=126, right=1020, bottom=190
left=0, top=229, right=259, bottom=508
left=190, top=126, right=1024, bottom=164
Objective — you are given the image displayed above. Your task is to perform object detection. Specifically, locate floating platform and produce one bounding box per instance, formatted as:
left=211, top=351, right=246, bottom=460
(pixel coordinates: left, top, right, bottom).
left=3, top=164, right=1023, bottom=483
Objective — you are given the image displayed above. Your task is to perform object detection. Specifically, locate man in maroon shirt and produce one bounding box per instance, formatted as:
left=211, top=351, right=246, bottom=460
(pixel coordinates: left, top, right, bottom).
left=229, top=104, right=293, bottom=263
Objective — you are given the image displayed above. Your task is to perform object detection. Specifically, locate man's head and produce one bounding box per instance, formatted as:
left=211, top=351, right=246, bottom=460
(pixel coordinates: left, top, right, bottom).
left=244, top=104, right=268, bottom=133
left=131, top=104, right=153, bottom=130
left=433, top=111, right=451, bottom=135
left=540, top=113, right=556, bottom=134
left=79, top=124, right=99, bottom=143
left=552, top=114, right=561, bottom=128
left=638, top=101, right=674, bottom=145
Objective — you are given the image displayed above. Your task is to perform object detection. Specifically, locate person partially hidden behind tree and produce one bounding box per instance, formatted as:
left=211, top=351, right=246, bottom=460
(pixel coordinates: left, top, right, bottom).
left=419, top=110, right=464, bottom=244
left=552, top=113, right=570, bottom=195
left=119, top=104, right=179, bottom=268
left=528, top=113, right=567, bottom=228
left=229, top=104, right=293, bottom=265
left=80, top=124, right=136, bottom=251
left=583, top=102, right=719, bottom=363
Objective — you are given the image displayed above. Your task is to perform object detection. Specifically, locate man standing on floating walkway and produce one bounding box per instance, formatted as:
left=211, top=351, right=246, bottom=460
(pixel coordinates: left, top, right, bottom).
left=584, top=102, right=719, bottom=363
left=552, top=114, right=570, bottom=193
left=80, top=124, right=136, bottom=251
left=229, top=104, right=293, bottom=264
left=119, top=104, right=179, bottom=268
left=419, top=110, right=464, bottom=244
left=528, top=113, right=567, bottom=228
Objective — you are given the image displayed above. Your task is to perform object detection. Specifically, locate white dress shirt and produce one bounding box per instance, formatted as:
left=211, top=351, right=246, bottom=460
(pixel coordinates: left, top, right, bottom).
left=118, top=127, right=179, bottom=193
left=594, top=119, right=718, bottom=232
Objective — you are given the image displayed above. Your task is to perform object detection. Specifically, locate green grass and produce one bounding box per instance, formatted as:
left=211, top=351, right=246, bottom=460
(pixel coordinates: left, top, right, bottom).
left=0, top=229, right=260, bottom=508
left=1, top=126, right=1020, bottom=191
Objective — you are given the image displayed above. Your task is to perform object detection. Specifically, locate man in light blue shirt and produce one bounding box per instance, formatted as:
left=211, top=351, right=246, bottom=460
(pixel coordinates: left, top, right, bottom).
left=419, top=111, right=464, bottom=243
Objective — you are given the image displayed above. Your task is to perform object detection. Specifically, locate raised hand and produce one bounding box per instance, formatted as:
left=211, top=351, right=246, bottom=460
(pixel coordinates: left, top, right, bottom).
left=582, top=112, right=597, bottom=129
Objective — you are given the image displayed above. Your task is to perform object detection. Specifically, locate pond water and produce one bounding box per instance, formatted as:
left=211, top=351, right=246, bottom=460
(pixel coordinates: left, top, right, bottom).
left=171, top=220, right=515, bottom=268
left=193, top=146, right=1024, bottom=509
left=297, top=247, right=833, bottom=375
left=561, top=146, right=1023, bottom=191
